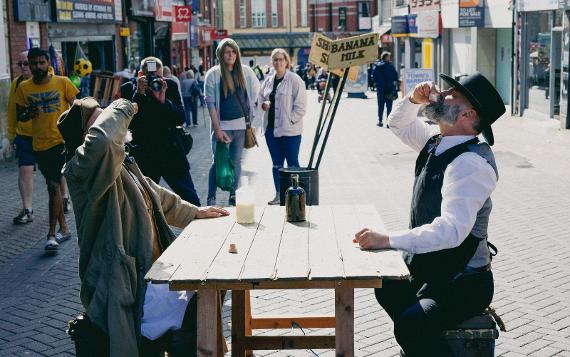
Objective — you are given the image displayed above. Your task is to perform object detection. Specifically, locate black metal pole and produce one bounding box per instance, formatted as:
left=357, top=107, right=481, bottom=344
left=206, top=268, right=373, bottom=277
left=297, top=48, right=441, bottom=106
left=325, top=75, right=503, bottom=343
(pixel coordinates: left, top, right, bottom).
left=308, top=73, right=332, bottom=169
left=315, top=68, right=349, bottom=170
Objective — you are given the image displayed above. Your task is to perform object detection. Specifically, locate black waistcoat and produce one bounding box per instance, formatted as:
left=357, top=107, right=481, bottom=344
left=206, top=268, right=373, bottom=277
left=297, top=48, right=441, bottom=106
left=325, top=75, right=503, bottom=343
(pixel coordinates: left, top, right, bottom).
left=405, top=135, right=482, bottom=284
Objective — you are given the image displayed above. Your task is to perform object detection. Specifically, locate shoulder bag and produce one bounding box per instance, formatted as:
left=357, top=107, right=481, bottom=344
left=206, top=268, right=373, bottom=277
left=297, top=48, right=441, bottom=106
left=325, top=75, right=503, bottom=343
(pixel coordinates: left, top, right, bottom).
left=236, top=90, right=258, bottom=149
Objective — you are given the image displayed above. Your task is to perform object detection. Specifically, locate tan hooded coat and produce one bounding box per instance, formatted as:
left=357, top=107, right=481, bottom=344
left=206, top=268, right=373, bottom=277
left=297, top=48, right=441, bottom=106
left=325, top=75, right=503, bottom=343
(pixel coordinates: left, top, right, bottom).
left=62, top=99, right=198, bottom=356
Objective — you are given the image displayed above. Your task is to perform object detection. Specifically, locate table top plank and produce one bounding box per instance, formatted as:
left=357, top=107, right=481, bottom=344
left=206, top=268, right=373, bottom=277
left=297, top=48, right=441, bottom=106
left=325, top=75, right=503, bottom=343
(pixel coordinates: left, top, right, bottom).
left=307, top=206, right=345, bottom=280
left=168, top=212, right=237, bottom=283
left=273, top=209, right=311, bottom=280
left=332, top=205, right=382, bottom=279
left=204, top=206, right=266, bottom=282
left=239, top=206, right=287, bottom=281
left=144, top=232, right=193, bottom=283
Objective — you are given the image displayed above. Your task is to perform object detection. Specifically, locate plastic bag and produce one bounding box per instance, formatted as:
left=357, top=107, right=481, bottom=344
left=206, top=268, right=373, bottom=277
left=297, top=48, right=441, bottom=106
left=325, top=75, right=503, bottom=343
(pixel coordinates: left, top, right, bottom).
left=215, top=143, right=235, bottom=191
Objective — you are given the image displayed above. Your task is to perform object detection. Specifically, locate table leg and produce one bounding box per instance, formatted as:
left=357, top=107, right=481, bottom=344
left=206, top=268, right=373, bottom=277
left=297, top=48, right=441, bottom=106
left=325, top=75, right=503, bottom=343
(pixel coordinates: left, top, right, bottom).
left=232, top=290, right=246, bottom=357
left=245, top=290, right=253, bottom=357
left=335, top=285, right=354, bottom=357
left=197, top=289, right=219, bottom=357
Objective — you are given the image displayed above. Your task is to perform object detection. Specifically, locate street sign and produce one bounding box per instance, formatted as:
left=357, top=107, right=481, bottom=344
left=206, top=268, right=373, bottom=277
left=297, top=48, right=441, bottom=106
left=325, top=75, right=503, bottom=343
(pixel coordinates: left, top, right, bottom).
left=403, top=69, right=434, bottom=95
left=174, top=6, right=192, bottom=22
left=309, top=33, right=378, bottom=70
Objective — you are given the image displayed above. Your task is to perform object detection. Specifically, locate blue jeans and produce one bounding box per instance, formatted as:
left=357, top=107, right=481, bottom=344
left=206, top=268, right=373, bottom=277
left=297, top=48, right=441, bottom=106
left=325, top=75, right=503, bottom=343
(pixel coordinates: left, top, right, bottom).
left=148, top=171, right=201, bottom=207
left=376, top=90, right=393, bottom=123
left=207, top=129, right=245, bottom=201
left=265, top=129, right=301, bottom=192
left=183, top=96, right=198, bottom=126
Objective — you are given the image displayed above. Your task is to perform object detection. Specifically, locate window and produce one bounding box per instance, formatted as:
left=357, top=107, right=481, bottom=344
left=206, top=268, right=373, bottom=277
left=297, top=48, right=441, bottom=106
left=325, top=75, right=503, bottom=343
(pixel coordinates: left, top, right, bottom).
left=252, top=0, right=266, bottom=28
left=358, top=2, right=372, bottom=30
left=271, top=0, right=278, bottom=27
left=239, top=0, right=246, bottom=28
left=300, top=0, right=307, bottom=27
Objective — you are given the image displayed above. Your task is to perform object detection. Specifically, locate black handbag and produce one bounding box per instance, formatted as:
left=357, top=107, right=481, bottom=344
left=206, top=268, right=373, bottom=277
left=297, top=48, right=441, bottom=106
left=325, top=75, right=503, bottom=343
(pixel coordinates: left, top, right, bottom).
left=176, top=126, right=193, bottom=155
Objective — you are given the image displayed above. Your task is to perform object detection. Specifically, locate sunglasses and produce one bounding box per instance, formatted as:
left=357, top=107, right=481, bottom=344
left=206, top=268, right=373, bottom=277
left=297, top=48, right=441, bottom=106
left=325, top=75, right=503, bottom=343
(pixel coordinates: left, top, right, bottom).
left=18, top=61, right=29, bottom=67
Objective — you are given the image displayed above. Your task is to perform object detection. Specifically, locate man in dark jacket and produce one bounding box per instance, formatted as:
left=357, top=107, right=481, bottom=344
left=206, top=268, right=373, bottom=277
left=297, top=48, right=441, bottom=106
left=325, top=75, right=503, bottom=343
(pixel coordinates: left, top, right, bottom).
left=373, top=51, right=399, bottom=127
left=121, top=57, right=201, bottom=206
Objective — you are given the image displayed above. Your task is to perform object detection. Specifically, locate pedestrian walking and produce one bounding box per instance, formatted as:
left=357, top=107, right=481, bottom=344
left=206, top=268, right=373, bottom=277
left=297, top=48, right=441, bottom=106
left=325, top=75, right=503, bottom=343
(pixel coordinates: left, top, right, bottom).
left=204, top=38, right=260, bottom=206
left=196, top=65, right=206, bottom=107
left=258, top=48, right=307, bottom=205
left=121, top=56, right=202, bottom=206
left=181, top=70, right=200, bottom=126
left=373, top=51, right=399, bottom=127
left=14, top=47, right=78, bottom=250
left=57, top=97, right=229, bottom=357
left=163, top=65, right=184, bottom=110
left=354, top=72, right=506, bottom=356
left=7, top=51, right=34, bottom=224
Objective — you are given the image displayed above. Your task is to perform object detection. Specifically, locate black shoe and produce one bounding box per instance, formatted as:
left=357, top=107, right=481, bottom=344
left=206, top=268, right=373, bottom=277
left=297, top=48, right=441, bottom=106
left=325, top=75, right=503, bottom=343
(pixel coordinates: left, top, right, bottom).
left=386, top=124, right=390, bottom=129
left=377, top=122, right=383, bottom=127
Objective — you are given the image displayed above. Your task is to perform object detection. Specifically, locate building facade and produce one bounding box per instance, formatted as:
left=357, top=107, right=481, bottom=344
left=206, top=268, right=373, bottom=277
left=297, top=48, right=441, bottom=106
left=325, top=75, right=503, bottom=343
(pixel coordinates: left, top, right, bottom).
left=219, top=0, right=311, bottom=67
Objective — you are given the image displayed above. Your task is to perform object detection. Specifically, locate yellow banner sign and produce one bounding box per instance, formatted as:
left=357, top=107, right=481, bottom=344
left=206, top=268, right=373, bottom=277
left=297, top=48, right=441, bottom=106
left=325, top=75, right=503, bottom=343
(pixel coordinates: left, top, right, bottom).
left=120, top=27, right=131, bottom=37
left=310, top=33, right=378, bottom=70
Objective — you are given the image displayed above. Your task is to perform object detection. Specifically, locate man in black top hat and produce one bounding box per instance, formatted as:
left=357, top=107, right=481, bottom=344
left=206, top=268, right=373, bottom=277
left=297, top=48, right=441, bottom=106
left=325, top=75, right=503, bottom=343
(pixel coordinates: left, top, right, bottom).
left=353, top=72, right=505, bottom=356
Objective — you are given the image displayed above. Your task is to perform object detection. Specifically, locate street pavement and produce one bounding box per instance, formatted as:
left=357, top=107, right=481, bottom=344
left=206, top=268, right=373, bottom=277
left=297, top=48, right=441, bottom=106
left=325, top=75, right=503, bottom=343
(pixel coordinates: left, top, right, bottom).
left=0, top=89, right=569, bottom=356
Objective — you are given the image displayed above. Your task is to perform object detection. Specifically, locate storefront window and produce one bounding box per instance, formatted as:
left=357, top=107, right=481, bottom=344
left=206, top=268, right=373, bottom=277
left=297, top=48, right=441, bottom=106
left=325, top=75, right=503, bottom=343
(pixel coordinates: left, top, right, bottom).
left=560, top=12, right=570, bottom=122
left=526, top=11, right=553, bottom=115
left=252, top=0, right=266, bottom=28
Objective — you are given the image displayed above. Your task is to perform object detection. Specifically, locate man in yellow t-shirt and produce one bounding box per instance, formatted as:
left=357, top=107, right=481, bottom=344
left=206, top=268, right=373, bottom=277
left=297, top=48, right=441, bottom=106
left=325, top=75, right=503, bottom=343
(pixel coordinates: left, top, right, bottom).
left=7, top=51, right=35, bottom=225
left=15, top=47, right=79, bottom=251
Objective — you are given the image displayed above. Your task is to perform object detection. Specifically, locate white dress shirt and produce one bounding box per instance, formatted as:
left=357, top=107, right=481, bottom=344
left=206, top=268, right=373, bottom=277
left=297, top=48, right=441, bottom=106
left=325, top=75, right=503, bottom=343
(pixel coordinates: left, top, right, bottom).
left=386, top=95, right=498, bottom=254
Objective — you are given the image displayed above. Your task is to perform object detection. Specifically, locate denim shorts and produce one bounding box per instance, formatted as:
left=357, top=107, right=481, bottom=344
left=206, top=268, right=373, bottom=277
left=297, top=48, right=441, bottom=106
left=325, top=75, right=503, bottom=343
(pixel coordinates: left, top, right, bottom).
left=14, top=135, right=36, bottom=167
left=35, top=143, right=65, bottom=184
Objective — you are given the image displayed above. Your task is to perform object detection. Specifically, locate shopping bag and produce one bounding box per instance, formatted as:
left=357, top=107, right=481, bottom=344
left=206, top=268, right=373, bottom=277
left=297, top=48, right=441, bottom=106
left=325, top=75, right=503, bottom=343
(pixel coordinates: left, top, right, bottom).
left=215, top=143, right=235, bottom=191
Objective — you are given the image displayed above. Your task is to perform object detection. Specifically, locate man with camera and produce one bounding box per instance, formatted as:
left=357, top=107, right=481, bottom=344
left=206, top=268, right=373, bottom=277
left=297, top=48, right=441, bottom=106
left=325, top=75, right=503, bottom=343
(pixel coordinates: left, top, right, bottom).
left=121, top=56, right=201, bottom=206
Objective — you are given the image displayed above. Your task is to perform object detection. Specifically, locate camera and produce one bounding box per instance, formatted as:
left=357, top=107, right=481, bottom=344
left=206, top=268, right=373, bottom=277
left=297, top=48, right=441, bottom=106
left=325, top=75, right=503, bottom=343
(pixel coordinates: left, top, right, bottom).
left=146, top=60, right=163, bottom=92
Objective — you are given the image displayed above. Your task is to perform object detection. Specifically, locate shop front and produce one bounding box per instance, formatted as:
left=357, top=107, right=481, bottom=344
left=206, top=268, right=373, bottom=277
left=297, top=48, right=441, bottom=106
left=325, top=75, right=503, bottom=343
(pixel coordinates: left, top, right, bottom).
left=517, top=0, right=563, bottom=118
left=49, top=0, right=122, bottom=74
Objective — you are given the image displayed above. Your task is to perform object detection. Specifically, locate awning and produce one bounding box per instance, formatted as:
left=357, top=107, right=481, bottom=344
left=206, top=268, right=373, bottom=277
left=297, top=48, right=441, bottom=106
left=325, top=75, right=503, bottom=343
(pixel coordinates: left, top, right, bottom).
left=231, top=32, right=311, bottom=50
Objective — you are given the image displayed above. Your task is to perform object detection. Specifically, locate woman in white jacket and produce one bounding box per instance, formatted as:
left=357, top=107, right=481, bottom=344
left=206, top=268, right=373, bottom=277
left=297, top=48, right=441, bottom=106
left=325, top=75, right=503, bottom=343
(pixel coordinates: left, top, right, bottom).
left=259, top=48, right=307, bottom=204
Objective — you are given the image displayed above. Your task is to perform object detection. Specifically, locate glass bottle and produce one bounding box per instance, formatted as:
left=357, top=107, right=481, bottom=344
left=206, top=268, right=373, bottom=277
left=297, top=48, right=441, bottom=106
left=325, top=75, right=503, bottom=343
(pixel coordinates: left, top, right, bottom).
left=285, top=174, right=306, bottom=222
left=236, top=176, right=255, bottom=223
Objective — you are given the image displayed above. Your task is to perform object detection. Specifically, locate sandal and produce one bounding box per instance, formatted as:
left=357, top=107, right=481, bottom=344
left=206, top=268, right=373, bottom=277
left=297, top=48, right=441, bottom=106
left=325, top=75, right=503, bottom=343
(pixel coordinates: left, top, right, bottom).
left=45, top=236, right=60, bottom=251
left=55, top=231, right=72, bottom=244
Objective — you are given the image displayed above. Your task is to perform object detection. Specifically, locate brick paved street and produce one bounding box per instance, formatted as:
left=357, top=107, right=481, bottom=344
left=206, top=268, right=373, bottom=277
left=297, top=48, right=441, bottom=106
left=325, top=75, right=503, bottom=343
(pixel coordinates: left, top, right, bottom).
left=1, top=90, right=569, bottom=356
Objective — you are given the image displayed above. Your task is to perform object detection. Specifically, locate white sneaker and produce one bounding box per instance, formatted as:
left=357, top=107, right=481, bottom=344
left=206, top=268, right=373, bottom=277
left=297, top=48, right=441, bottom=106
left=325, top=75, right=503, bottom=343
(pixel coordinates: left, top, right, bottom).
left=267, top=194, right=280, bottom=205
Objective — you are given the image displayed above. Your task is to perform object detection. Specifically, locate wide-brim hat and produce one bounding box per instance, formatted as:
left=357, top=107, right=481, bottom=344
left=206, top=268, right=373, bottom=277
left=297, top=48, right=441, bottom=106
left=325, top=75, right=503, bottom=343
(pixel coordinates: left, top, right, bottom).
left=440, top=72, right=505, bottom=146
left=57, top=97, right=100, bottom=160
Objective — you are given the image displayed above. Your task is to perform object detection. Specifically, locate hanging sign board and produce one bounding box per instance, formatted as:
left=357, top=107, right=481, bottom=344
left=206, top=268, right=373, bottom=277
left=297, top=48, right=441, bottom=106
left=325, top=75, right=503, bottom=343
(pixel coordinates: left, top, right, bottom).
left=174, top=6, right=192, bottom=22
left=309, top=33, right=378, bottom=70
left=120, top=27, right=130, bottom=36
left=459, top=0, right=485, bottom=27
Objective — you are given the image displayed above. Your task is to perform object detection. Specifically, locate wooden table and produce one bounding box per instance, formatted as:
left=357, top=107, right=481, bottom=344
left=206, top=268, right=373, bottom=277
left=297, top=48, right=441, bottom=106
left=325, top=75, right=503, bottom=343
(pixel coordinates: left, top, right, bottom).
left=145, top=205, right=409, bottom=357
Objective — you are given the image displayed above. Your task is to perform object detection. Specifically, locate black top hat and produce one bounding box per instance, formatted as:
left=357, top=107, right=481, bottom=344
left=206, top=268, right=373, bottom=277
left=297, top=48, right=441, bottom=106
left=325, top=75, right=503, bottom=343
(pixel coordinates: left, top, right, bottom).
left=440, top=72, right=505, bottom=146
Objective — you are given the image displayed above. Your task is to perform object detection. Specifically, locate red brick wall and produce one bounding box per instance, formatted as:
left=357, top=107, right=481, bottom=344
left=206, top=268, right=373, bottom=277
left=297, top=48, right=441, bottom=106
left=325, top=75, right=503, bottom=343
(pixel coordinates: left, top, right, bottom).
left=7, top=0, right=27, bottom=80
left=235, top=0, right=241, bottom=28
left=278, top=0, right=284, bottom=27
left=309, top=0, right=373, bottom=33
left=266, top=0, right=272, bottom=27
left=246, top=0, right=252, bottom=27
left=296, top=0, right=301, bottom=27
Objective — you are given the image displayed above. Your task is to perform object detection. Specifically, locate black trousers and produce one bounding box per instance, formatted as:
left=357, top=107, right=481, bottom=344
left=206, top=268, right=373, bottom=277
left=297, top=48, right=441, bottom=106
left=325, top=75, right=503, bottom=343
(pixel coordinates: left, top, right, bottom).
left=375, top=270, right=494, bottom=357
left=142, top=294, right=197, bottom=357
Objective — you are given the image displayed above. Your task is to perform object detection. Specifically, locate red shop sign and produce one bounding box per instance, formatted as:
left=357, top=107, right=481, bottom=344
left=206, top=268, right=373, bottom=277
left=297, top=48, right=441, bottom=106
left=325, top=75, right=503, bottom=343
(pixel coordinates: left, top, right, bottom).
left=174, top=6, right=192, bottom=22
left=211, top=29, right=228, bottom=40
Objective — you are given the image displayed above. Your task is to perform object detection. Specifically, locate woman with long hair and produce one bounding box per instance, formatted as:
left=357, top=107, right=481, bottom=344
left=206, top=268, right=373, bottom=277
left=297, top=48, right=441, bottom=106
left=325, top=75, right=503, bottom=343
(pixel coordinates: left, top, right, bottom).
left=259, top=48, right=307, bottom=204
left=204, top=38, right=259, bottom=206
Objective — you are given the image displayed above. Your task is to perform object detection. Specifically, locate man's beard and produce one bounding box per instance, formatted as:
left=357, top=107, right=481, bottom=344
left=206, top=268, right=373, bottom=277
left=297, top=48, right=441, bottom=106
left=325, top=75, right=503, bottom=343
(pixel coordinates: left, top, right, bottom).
left=423, top=94, right=463, bottom=125
left=32, top=69, right=48, bottom=81
left=124, top=130, right=133, bottom=144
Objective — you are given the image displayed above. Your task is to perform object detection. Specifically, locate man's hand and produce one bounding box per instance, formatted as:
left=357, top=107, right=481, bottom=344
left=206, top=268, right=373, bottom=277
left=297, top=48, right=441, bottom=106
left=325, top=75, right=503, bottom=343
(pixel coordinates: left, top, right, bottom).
left=409, top=81, right=434, bottom=105
left=353, top=228, right=391, bottom=250
left=214, top=129, right=231, bottom=143
left=132, top=102, right=139, bottom=115
left=261, top=101, right=271, bottom=111
left=136, top=76, right=148, bottom=95
left=150, top=78, right=167, bottom=104
left=195, top=207, right=230, bottom=219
